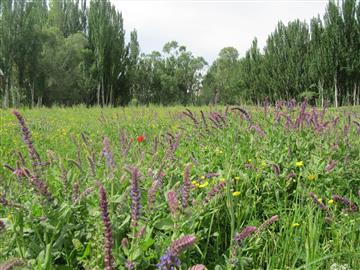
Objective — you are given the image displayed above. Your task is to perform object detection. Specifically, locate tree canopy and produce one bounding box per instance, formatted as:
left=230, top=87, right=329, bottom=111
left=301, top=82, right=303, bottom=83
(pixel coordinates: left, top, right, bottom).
left=0, top=0, right=359, bottom=107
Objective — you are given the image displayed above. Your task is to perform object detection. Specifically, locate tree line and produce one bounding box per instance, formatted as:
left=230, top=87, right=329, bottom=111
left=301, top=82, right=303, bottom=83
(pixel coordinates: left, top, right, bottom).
left=0, top=0, right=359, bottom=107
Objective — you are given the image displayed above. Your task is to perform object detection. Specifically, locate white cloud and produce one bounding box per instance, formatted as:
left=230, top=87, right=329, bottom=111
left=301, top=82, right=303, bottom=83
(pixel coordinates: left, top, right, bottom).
left=112, top=0, right=328, bottom=63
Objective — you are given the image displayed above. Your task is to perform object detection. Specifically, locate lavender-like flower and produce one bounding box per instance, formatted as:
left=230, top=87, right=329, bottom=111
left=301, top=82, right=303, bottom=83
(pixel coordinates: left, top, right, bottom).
left=167, top=190, right=179, bottom=216
left=147, top=179, right=160, bottom=210
left=249, top=124, right=266, bottom=137
left=204, top=182, right=226, bottom=204
left=74, top=187, right=95, bottom=204
left=102, top=137, right=116, bottom=169
left=157, top=235, right=197, bottom=270
left=325, top=160, right=337, bottom=172
left=0, top=258, right=24, bottom=270
left=272, top=164, right=280, bottom=176
left=72, top=182, right=80, bottom=202
left=12, top=111, right=41, bottom=170
left=309, top=192, right=330, bottom=213
left=257, top=215, right=279, bottom=233
left=358, top=190, right=360, bottom=199
left=188, top=264, right=206, bottom=270
left=135, top=226, right=146, bottom=239
left=235, top=226, right=257, bottom=244
left=99, top=186, right=113, bottom=270
left=332, top=195, right=358, bottom=213
left=24, top=169, right=53, bottom=201
left=125, top=260, right=135, bottom=270
left=181, top=164, right=192, bottom=208
left=286, top=172, right=296, bottom=180
left=0, top=220, right=5, bottom=232
left=231, top=107, right=252, bottom=123
left=130, top=167, right=141, bottom=228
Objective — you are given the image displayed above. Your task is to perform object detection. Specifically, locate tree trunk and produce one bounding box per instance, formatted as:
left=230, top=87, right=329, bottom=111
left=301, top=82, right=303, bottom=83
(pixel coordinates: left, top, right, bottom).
left=334, top=74, right=338, bottom=108
left=110, top=85, right=113, bottom=105
left=101, top=77, right=105, bottom=107
left=353, top=83, right=357, bottom=106
left=37, top=96, right=42, bottom=107
left=31, top=82, right=35, bottom=108
left=97, top=83, right=100, bottom=106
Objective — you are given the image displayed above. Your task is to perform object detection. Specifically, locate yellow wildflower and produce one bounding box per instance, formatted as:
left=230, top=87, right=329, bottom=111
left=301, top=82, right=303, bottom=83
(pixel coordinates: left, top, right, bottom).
left=232, top=191, right=241, bottom=197
left=291, top=223, right=300, bottom=228
left=295, top=161, right=304, bottom=168
left=307, top=175, right=316, bottom=181
left=219, top=178, right=226, bottom=182
left=261, top=161, right=267, bottom=167
left=198, top=181, right=209, bottom=188
left=328, top=199, right=334, bottom=205
left=247, top=159, right=252, bottom=163
left=234, top=176, right=240, bottom=181
left=200, top=175, right=206, bottom=180
left=317, top=198, right=322, bottom=203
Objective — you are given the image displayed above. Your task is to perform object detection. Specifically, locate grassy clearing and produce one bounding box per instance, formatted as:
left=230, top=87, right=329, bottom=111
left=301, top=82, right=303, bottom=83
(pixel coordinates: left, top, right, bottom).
left=0, top=104, right=359, bottom=270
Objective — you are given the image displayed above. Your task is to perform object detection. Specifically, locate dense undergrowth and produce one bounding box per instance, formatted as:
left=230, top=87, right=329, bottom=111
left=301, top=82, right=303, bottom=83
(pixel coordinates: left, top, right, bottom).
left=0, top=102, right=359, bottom=270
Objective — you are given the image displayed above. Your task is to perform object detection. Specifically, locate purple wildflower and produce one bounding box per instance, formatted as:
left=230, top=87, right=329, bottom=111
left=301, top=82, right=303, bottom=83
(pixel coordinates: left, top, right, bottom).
left=332, top=195, right=358, bottom=213
left=0, top=258, right=24, bottom=270
left=257, top=215, right=279, bottom=233
left=135, top=226, right=146, bottom=239
left=167, top=190, right=179, bottom=216
left=0, top=220, right=5, bottom=232
left=157, top=235, right=197, bottom=270
left=121, top=238, right=129, bottom=250
left=99, top=186, right=113, bottom=270
left=102, top=137, right=116, bottom=169
left=188, top=264, right=206, bottom=270
left=125, top=260, right=135, bottom=270
left=12, top=111, right=42, bottom=170
left=235, top=226, right=257, bottom=244
left=72, top=182, right=80, bottom=202
left=249, top=124, right=266, bottom=137
left=325, top=160, right=337, bottom=172
left=231, top=107, right=252, bottom=123
left=204, top=182, right=226, bottom=204
left=309, top=192, right=330, bottom=213
left=129, top=167, right=141, bottom=228
left=74, top=187, right=95, bottom=204
left=286, top=172, right=296, bottom=180
left=181, top=164, right=192, bottom=208
left=272, top=164, right=280, bottom=176
left=24, top=169, right=53, bottom=201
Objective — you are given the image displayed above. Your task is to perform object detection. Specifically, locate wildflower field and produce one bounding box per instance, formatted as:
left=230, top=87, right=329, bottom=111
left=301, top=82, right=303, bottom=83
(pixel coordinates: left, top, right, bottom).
left=0, top=102, right=360, bottom=270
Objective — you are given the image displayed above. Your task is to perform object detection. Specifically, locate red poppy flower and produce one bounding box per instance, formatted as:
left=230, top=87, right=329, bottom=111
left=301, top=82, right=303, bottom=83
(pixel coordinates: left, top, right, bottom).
left=137, top=135, right=145, bottom=143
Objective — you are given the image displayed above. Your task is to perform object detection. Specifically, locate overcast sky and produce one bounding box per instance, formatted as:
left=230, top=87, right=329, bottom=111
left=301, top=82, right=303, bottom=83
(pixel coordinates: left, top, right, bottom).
left=112, top=0, right=328, bottom=64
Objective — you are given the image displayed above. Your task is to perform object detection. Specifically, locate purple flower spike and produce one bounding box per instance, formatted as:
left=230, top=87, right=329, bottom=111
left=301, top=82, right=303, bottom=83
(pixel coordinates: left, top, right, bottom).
left=129, top=167, right=141, bottom=228
left=235, top=226, right=257, bottom=244
left=181, top=164, right=192, bottom=208
left=12, top=111, right=41, bottom=170
left=170, top=235, right=197, bottom=256
left=99, top=186, right=113, bottom=270
left=204, top=182, right=226, bottom=204
left=0, top=220, right=5, bottom=232
left=272, top=164, right=280, bottom=176
left=102, top=137, right=116, bottom=169
left=332, top=195, right=358, bottom=213
left=325, top=160, right=337, bottom=172
left=157, top=235, right=196, bottom=270
left=167, top=190, right=179, bottom=216
left=188, top=264, right=206, bottom=270
left=258, top=215, right=279, bottom=232
left=309, top=192, right=329, bottom=212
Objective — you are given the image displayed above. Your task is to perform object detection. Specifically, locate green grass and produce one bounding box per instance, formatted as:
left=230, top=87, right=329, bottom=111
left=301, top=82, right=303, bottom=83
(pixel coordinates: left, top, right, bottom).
left=0, top=104, right=359, bottom=270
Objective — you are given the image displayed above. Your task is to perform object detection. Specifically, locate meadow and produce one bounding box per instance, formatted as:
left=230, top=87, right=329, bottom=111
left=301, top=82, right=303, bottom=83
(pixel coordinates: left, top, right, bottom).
left=0, top=102, right=359, bottom=270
